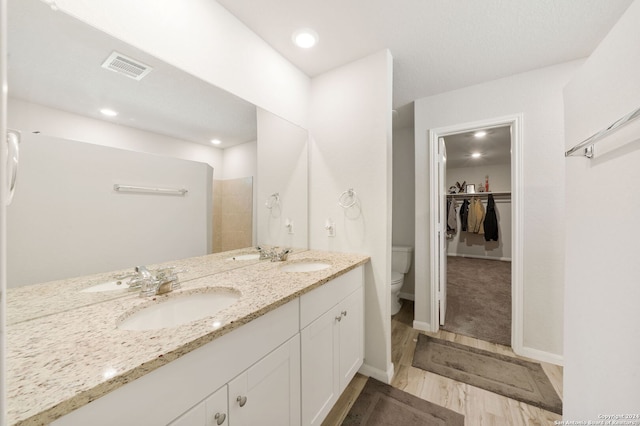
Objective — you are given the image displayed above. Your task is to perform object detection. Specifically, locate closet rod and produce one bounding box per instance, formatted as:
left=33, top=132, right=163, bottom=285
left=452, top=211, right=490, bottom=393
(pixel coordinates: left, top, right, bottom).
left=565, top=106, right=640, bottom=158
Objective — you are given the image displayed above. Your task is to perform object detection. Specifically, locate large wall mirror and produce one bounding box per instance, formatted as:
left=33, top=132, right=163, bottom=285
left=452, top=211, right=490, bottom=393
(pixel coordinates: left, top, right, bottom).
left=6, top=0, right=308, bottom=313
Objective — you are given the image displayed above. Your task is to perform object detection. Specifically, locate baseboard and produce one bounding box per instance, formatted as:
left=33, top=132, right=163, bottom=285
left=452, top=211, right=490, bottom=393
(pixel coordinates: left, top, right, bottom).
left=359, top=362, right=394, bottom=384
left=399, top=292, right=415, bottom=301
left=412, top=320, right=432, bottom=332
left=513, top=344, right=564, bottom=366
left=447, top=253, right=512, bottom=262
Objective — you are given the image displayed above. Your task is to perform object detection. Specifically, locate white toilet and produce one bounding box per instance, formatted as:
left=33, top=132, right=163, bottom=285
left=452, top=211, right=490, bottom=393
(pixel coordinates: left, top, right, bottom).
left=391, top=246, right=413, bottom=315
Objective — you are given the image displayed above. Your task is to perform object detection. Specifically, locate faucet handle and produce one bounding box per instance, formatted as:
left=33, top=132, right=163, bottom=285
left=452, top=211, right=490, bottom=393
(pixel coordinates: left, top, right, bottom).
left=135, top=265, right=152, bottom=278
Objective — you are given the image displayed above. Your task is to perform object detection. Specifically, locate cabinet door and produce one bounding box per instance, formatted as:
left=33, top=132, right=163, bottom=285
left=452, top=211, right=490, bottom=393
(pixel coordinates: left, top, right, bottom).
left=205, top=386, right=229, bottom=426
left=228, top=335, right=300, bottom=426
left=169, top=385, right=228, bottom=426
left=169, top=402, right=206, bottom=426
left=338, top=287, right=364, bottom=392
left=301, top=307, right=340, bottom=426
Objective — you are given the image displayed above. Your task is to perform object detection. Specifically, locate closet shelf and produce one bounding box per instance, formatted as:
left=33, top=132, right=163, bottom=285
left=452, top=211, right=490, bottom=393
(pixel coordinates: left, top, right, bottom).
left=448, top=191, right=511, bottom=198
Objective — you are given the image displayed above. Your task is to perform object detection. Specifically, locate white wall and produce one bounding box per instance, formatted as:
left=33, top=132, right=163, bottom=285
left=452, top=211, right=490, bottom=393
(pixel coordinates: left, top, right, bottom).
left=392, top=125, right=415, bottom=298
left=563, top=0, right=640, bottom=419
left=257, top=108, right=308, bottom=249
left=8, top=98, right=224, bottom=175
left=54, top=0, right=310, bottom=128
left=446, top=164, right=511, bottom=193
left=415, top=60, right=582, bottom=360
left=223, top=141, right=257, bottom=180
left=309, top=50, right=393, bottom=381
left=8, top=133, right=212, bottom=287
left=446, top=164, right=512, bottom=260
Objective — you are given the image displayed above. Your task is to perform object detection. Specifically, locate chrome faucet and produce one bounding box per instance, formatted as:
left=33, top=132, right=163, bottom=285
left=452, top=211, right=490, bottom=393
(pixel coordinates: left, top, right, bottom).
left=255, top=246, right=272, bottom=260
left=272, top=248, right=292, bottom=262
left=129, top=265, right=182, bottom=297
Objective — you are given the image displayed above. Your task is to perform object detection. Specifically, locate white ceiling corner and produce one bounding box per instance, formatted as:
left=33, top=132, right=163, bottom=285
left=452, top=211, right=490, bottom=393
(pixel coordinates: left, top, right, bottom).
left=216, top=0, right=633, bottom=110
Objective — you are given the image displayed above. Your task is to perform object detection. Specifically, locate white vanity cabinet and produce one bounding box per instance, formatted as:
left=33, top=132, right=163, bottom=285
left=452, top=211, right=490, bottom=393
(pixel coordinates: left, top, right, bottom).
left=228, top=335, right=300, bottom=426
left=169, top=385, right=228, bottom=426
left=300, top=267, right=364, bottom=426
left=168, top=335, right=300, bottom=426
left=50, top=265, right=364, bottom=426
left=52, top=300, right=300, bottom=426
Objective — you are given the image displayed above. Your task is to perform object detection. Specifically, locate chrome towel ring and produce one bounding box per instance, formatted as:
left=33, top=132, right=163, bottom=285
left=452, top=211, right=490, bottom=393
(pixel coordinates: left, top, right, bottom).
left=265, top=192, right=280, bottom=209
left=338, top=188, right=357, bottom=208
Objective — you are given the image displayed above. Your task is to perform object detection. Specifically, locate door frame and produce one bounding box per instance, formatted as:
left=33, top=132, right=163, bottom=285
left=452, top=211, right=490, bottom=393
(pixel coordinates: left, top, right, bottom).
left=428, top=113, right=523, bottom=351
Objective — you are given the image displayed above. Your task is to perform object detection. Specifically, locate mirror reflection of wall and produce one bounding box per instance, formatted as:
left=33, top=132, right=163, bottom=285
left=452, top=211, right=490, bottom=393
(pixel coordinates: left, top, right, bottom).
left=6, top=0, right=308, bottom=288
left=7, top=131, right=214, bottom=287
left=257, top=108, right=309, bottom=249
left=213, top=140, right=258, bottom=252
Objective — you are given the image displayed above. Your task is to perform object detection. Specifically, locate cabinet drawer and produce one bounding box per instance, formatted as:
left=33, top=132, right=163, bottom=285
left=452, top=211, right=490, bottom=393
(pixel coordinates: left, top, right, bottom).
left=300, top=266, right=363, bottom=328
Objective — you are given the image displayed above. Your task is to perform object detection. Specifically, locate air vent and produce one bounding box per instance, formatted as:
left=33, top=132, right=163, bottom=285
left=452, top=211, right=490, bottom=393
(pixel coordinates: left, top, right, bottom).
left=101, top=51, right=153, bottom=81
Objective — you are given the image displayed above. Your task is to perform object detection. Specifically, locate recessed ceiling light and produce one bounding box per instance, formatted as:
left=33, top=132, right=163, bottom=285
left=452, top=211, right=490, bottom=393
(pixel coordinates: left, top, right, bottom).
left=100, top=108, right=118, bottom=117
left=471, top=152, right=482, bottom=158
left=211, top=139, right=222, bottom=145
left=292, top=28, right=318, bottom=48
left=474, top=131, right=487, bottom=138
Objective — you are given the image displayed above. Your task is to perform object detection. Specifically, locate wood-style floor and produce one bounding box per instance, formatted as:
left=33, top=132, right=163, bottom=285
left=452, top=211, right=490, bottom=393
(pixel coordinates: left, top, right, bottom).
left=322, top=300, right=563, bottom=425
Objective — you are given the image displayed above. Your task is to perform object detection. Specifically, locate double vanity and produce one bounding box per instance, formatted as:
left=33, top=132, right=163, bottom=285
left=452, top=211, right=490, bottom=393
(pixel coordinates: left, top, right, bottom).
left=6, top=248, right=369, bottom=425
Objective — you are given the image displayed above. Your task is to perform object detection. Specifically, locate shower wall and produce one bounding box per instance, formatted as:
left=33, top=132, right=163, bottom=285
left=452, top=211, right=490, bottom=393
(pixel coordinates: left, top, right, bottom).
left=213, top=177, right=254, bottom=252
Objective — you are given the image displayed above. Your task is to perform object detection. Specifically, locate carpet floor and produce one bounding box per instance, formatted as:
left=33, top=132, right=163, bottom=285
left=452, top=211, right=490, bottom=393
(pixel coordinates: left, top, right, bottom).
left=342, top=377, right=464, bottom=426
left=442, top=256, right=511, bottom=346
left=412, top=334, right=563, bottom=415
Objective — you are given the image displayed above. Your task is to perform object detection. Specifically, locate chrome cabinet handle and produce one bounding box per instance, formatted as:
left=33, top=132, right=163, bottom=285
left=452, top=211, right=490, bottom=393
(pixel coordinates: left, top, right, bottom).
left=6, top=130, right=20, bottom=206
left=214, top=412, right=226, bottom=425
left=237, top=395, right=247, bottom=407
left=335, top=315, right=342, bottom=322
left=341, top=310, right=348, bottom=317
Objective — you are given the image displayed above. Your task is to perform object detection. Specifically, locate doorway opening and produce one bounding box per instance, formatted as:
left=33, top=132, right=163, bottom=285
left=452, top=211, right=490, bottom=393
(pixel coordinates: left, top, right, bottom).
left=428, top=114, right=523, bottom=350
left=441, top=126, right=512, bottom=345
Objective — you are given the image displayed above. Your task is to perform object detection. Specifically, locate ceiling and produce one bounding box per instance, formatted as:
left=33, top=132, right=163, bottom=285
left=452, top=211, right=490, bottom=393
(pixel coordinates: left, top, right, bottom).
left=7, top=0, right=634, bottom=146
left=7, top=0, right=257, bottom=149
left=216, top=0, right=633, bottom=111
left=444, top=126, right=511, bottom=169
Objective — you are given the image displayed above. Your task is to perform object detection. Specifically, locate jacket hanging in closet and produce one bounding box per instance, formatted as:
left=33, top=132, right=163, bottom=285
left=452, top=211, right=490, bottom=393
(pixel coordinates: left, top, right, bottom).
left=459, top=199, right=469, bottom=232
left=446, top=197, right=457, bottom=237
left=467, top=197, right=485, bottom=234
left=483, top=194, right=499, bottom=241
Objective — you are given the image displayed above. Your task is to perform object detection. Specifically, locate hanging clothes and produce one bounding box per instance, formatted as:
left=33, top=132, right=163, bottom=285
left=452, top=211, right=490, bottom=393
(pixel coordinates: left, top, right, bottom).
left=468, top=197, right=485, bottom=234
left=459, top=199, right=469, bottom=232
left=447, top=197, right=457, bottom=238
left=484, top=194, right=499, bottom=241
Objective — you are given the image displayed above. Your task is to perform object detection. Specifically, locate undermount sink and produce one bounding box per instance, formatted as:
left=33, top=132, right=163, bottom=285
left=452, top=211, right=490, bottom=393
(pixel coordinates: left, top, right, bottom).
left=227, top=253, right=260, bottom=261
left=80, top=280, right=130, bottom=293
left=118, top=289, right=241, bottom=331
left=280, top=262, right=331, bottom=273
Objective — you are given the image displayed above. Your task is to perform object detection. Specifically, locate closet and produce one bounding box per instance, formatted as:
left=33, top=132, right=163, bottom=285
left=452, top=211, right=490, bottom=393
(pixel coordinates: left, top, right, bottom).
left=441, top=125, right=513, bottom=346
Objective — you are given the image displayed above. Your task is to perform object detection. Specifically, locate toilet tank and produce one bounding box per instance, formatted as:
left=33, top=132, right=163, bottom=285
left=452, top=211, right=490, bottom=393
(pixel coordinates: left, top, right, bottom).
left=392, top=246, right=413, bottom=273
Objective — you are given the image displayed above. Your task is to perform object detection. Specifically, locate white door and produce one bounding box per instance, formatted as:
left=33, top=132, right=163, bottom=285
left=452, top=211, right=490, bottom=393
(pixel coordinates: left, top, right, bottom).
left=438, top=137, right=448, bottom=326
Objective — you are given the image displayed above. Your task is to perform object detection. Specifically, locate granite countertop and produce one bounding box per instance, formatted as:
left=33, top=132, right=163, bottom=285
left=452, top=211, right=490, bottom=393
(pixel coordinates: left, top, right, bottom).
left=6, top=249, right=369, bottom=426
left=6, top=247, right=274, bottom=325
